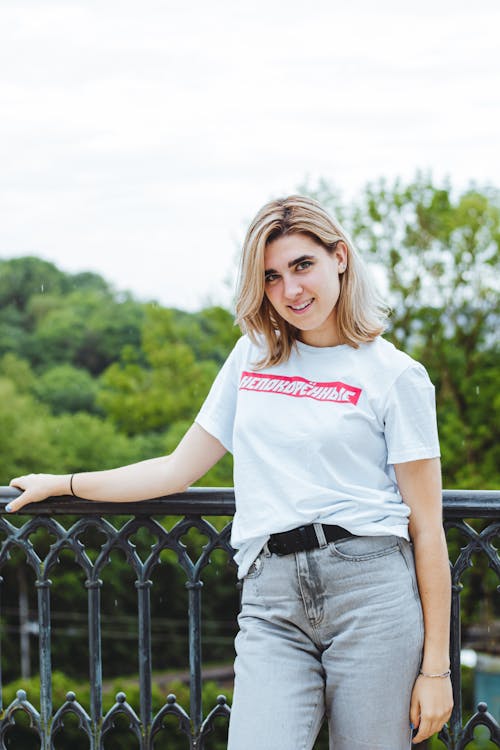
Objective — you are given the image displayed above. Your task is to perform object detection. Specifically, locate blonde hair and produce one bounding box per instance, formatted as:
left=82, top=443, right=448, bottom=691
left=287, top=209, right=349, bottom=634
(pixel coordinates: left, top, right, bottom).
left=235, top=195, right=389, bottom=367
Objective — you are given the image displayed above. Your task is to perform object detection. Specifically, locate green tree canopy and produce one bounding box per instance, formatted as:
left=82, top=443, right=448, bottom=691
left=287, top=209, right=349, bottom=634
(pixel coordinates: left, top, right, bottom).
left=98, top=305, right=239, bottom=436
left=32, top=363, right=100, bottom=415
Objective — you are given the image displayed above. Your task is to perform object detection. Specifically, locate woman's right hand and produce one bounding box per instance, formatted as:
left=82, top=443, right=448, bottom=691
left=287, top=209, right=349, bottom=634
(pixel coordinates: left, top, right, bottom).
left=6, top=473, right=71, bottom=513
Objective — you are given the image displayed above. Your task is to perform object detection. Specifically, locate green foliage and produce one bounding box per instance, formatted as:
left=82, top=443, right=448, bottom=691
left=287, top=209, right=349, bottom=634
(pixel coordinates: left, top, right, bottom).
left=181, top=306, right=240, bottom=366
left=0, top=383, right=144, bottom=487
left=48, top=412, right=143, bottom=472
left=33, top=363, right=100, bottom=414
left=0, top=260, right=238, bottom=487
left=0, top=352, right=36, bottom=392
left=0, top=257, right=145, bottom=374
left=0, top=257, right=69, bottom=312
left=97, top=305, right=236, bottom=436
left=27, top=289, right=144, bottom=374
left=0, top=377, right=61, bottom=480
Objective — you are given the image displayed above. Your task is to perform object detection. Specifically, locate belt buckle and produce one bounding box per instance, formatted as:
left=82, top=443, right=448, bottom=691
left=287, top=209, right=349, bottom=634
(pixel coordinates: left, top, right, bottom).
left=268, top=533, right=287, bottom=555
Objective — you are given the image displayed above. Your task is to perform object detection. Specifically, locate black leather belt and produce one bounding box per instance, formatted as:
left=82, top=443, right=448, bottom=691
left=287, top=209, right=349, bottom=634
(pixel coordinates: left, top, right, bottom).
left=267, top=524, right=354, bottom=556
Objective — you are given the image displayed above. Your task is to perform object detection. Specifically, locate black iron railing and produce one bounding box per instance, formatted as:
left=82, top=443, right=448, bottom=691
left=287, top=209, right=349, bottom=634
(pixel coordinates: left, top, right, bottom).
left=0, top=487, right=498, bottom=750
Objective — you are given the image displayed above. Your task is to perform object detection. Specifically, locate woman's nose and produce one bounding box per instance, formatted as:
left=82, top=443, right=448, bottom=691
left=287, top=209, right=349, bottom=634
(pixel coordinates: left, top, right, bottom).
left=283, top=275, right=303, bottom=298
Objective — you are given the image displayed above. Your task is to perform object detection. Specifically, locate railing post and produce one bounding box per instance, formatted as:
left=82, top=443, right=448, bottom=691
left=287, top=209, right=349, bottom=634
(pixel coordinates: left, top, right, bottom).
left=86, top=578, right=103, bottom=750
left=186, top=579, right=204, bottom=747
left=449, top=579, right=463, bottom=748
left=136, top=578, right=153, bottom=749
left=36, top=578, right=52, bottom=750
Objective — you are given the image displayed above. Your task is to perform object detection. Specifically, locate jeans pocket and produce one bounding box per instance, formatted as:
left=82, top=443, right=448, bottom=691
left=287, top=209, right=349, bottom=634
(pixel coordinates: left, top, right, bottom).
left=244, top=553, right=265, bottom=579
left=328, top=534, right=399, bottom=561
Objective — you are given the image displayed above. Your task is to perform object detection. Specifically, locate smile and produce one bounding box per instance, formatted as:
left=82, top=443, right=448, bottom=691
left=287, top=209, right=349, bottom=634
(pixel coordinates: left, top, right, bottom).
left=288, top=299, right=314, bottom=313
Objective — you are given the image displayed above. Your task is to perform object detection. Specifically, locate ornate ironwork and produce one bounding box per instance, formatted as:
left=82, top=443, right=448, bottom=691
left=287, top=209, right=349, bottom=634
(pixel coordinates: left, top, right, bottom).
left=0, top=487, right=498, bottom=749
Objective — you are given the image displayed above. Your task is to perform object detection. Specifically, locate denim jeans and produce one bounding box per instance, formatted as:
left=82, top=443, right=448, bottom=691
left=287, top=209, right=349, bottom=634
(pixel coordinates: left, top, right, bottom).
left=228, top=535, right=423, bottom=750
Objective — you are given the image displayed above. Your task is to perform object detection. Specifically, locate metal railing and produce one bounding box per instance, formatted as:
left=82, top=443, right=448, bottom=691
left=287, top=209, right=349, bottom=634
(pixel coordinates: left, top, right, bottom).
left=0, top=487, right=499, bottom=750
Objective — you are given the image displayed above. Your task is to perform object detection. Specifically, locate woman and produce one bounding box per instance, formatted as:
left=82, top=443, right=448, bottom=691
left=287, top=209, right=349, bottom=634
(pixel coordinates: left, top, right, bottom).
left=7, top=196, right=453, bottom=749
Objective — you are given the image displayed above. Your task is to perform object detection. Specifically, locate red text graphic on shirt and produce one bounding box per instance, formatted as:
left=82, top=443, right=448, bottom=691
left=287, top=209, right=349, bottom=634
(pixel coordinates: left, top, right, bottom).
left=239, top=371, right=362, bottom=405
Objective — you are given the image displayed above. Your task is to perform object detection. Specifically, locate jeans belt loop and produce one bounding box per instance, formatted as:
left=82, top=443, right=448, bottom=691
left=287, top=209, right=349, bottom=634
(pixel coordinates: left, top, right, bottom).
left=314, top=523, right=328, bottom=548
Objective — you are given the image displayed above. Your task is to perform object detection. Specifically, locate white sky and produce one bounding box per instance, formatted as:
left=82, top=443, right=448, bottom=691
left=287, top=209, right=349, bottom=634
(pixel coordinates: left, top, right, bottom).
left=1, top=0, right=499, bottom=310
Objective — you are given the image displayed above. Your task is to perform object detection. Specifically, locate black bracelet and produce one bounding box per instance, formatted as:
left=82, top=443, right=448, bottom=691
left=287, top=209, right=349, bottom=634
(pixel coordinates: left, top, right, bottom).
left=69, top=474, right=76, bottom=497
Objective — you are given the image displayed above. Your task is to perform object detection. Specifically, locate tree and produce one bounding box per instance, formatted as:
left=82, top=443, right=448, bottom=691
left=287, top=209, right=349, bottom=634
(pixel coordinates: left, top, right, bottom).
left=98, top=306, right=225, bottom=435
left=0, top=257, right=68, bottom=313
left=27, top=289, right=144, bottom=373
left=32, top=364, right=100, bottom=415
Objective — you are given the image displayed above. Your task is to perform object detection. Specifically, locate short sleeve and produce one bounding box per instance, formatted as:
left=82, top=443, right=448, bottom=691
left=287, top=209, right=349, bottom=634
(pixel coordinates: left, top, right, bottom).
left=194, top=339, right=244, bottom=453
left=383, top=364, right=440, bottom=464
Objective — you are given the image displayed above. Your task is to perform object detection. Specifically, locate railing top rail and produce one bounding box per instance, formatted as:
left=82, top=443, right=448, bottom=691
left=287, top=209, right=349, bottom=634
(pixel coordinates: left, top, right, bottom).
left=0, top=486, right=498, bottom=517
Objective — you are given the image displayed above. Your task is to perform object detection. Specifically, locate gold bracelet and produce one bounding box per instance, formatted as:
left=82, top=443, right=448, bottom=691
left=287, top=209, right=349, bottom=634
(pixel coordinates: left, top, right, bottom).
left=419, top=669, right=451, bottom=678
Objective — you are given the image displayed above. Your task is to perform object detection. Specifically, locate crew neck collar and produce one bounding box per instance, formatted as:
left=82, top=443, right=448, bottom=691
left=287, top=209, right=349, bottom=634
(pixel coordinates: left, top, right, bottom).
left=295, top=339, right=352, bottom=355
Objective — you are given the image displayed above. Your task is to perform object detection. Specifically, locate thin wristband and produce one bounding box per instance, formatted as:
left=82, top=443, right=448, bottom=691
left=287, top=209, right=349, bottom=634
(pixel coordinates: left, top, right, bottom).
left=69, top=474, right=77, bottom=497
left=419, top=669, right=451, bottom=678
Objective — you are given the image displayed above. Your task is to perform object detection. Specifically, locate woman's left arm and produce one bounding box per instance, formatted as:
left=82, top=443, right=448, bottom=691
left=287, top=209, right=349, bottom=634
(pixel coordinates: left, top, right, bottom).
left=394, top=457, right=454, bottom=745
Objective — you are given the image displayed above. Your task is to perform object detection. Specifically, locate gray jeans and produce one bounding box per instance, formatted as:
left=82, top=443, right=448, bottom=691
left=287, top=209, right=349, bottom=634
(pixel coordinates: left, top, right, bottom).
left=228, top=535, right=423, bottom=750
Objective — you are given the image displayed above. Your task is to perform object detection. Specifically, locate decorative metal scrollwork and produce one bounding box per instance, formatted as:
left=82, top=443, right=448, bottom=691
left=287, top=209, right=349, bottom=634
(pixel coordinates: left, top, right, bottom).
left=0, top=488, right=498, bottom=749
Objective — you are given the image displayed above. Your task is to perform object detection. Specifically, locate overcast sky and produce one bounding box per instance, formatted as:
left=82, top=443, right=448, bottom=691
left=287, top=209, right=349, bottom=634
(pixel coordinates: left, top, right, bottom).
left=1, top=0, right=499, bottom=310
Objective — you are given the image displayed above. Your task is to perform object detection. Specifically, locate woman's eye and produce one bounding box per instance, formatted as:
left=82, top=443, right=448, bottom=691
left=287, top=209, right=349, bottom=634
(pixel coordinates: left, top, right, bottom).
left=297, top=261, right=313, bottom=271
left=265, top=274, right=279, bottom=284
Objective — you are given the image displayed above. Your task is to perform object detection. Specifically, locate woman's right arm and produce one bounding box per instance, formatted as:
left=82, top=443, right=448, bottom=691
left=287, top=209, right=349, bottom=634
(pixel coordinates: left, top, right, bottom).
left=7, top=423, right=226, bottom=513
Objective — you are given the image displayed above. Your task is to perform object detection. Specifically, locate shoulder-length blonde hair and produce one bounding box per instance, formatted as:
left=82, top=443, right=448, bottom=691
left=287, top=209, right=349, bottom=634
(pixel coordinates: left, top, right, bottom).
left=235, top=195, right=389, bottom=368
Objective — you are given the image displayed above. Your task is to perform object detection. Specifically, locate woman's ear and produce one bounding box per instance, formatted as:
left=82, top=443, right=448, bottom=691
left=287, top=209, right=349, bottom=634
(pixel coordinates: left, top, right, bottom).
left=334, top=241, right=348, bottom=271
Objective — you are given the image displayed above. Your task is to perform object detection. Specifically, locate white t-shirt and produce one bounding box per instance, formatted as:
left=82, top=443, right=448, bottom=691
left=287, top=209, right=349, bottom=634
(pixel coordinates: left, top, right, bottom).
left=195, top=335, right=440, bottom=577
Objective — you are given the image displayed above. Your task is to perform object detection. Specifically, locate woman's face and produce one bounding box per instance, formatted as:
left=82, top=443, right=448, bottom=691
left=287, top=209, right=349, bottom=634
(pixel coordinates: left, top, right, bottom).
left=264, top=232, right=347, bottom=347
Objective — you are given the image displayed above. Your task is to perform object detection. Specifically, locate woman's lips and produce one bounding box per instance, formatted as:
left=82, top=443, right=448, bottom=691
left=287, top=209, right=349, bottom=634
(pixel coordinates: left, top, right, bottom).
left=288, top=298, right=314, bottom=314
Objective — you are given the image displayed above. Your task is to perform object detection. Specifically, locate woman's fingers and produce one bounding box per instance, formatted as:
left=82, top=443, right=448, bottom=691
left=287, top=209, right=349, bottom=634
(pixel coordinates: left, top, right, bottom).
left=6, top=485, right=40, bottom=513
left=9, top=475, right=30, bottom=489
left=410, top=676, right=453, bottom=743
left=5, top=476, right=28, bottom=512
left=5, top=494, right=30, bottom=513
left=5, top=474, right=66, bottom=513
left=412, top=713, right=449, bottom=744
left=411, top=707, right=453, bottom=743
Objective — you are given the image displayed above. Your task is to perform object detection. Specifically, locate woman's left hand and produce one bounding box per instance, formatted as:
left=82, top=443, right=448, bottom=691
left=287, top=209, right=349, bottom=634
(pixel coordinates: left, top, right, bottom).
left=410, top=674, right=453, bottom=743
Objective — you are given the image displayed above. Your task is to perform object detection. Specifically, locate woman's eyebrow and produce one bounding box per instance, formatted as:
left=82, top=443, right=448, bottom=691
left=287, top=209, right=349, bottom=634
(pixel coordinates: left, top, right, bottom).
left=264, top=255, right=315, bottom=275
